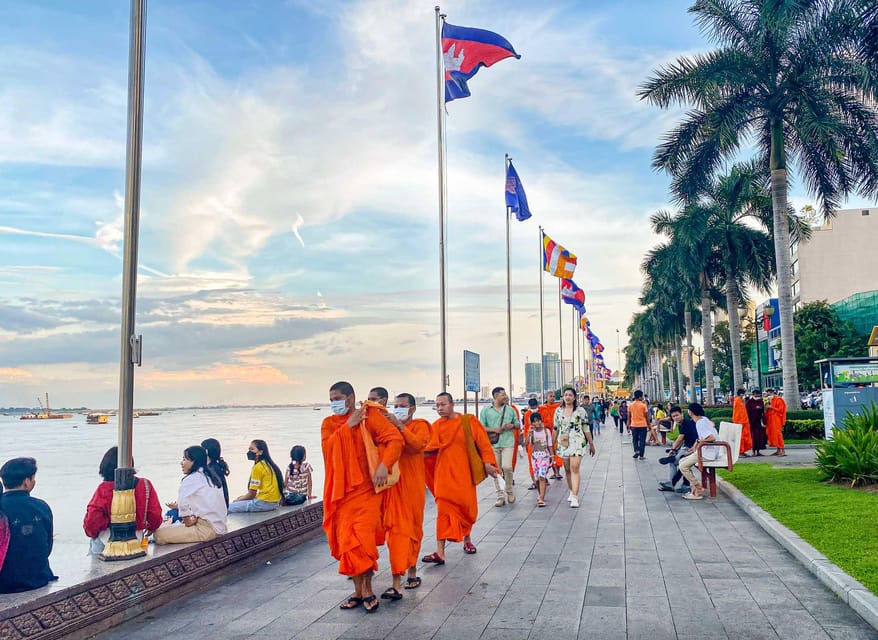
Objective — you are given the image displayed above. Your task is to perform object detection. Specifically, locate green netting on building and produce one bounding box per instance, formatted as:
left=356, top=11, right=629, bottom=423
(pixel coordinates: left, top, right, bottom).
left=832, top=290, right=878, bottom=336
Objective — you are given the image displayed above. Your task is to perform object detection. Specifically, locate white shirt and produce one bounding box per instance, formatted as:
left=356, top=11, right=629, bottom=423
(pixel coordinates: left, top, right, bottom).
left=178, top=470, right=228, bottom=534
left=695, top=416, right=720, bottom=460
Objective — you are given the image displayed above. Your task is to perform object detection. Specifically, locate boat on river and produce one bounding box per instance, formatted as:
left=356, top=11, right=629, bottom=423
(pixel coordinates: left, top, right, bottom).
left=86, top=413, right=110, bottom=424
left=20, top=393, right=73, bottom=420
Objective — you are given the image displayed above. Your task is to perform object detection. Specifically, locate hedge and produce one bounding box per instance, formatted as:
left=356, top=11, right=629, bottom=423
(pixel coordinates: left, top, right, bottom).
left=703, top=408, right=822, bottom=421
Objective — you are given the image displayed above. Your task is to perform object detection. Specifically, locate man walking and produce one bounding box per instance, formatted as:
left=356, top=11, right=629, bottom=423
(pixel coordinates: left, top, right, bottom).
left=765, top=388, right=787, bottom=457
left=480, top=387, right=519, bottom=507
left=628, top=390, right=650, bottom=460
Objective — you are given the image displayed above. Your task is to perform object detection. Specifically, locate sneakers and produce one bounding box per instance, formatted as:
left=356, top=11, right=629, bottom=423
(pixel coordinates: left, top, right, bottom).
left=506, top=492, right=516, bottom=504
left=658, top=455, right=676, bottom=465
left=638, top=455, right=646, bottom=461
left=570, top=496, right=580, bottom=508
left=658, top=482, right=674, bottom=492
left=682, top=491, right=703, bottom=500
left=566, top=492, right=574, bottom=502
left=675, top=485, right=691, bottom=494
left=495, top=497, right=506, bottom=507
left=632, top=453, right=639, bottom=459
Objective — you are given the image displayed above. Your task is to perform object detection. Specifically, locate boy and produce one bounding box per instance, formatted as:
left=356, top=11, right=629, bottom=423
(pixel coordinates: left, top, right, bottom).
left=0, top=457, right=57, bottom=593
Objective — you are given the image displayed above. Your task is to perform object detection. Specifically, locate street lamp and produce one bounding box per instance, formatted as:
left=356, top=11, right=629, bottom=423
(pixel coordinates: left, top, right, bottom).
left=762, top=304, right=775, bottom=389
left=739, top=307, right=762, bottom=391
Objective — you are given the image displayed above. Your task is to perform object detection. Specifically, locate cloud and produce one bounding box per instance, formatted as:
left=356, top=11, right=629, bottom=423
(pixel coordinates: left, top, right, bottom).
left=140, top=359, right=301, bottom=387
left=291, top=213, right=305, bottom=247
left=0, top=367, right=33, bottom=384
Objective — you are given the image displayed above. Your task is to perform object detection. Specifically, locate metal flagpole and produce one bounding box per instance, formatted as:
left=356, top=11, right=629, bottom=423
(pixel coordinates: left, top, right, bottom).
left=505, top=154, right=513, bottom=397
left=435, top=6, right=448, bottom=392
left=103, top=0, right=147, bottom=561
left=558, top=279, right=564, bottom=387
left=538, top=227, right=545, bottom=398
left=571, top=307, right=576, bottom=390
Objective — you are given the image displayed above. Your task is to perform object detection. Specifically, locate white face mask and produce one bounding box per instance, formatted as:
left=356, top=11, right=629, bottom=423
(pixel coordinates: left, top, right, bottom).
left=392, top=407, right=410, bottom=421
left=330, top=399, right=348, bottom=415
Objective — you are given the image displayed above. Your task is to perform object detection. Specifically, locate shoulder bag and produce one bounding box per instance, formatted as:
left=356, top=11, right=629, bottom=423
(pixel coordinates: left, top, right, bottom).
left=360, top=414, right=401, bottom=493
left=461, top=414, right=488, bottom=485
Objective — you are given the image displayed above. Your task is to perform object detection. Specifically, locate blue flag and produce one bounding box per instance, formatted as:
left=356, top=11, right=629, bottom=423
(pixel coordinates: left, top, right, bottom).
left=505, top=161, right=532, bottom=221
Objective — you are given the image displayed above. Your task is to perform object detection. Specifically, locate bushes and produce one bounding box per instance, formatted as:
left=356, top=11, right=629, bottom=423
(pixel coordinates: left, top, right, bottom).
left=815, top=404, right=878, bottom=487
left=784, top=419, right=824, bottom=440
left=703, top=408, right=822, bottom=421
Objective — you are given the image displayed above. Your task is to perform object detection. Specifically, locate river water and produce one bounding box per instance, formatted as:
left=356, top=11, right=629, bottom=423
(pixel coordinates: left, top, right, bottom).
left=0, top=406, right=333, bottom=549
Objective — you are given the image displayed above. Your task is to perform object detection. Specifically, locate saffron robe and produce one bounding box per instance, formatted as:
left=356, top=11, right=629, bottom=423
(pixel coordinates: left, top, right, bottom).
left=537, top=402, right=563, bottom=468
left=732, top=397, right=752, bottom=453
left=383, top=418, right=431, bottom=576
left=427, top=414, right=498, bottom=542
left=765, top=396, right=787, bottom=448
left=321, top=407, right=403, bottom=576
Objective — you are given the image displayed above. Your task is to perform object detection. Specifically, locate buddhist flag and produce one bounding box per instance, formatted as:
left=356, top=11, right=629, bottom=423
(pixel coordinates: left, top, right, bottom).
left=580, top=314, right=590, bottom=331
left=542, top=231, right=577, bottom=278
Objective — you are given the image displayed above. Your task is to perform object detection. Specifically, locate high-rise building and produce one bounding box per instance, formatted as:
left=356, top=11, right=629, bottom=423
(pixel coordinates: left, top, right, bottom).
left=561, top=359, right=573, bottom=385
left=525, top=362, right=541, bottom=394
left=542, top=352, right=559, bottom=391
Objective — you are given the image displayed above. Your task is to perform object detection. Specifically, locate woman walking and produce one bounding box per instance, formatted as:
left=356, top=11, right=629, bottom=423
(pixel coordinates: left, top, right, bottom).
left=554, top=387, right=596, bottom=508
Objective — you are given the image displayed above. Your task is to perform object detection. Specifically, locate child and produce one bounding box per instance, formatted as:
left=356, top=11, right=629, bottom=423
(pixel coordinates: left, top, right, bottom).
left=283, top=445, right=314, bottom=506
left=524, top=414, right=553, bottom=507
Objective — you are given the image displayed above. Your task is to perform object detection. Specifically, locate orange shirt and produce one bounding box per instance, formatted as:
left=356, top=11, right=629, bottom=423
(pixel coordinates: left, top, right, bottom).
left=628, top=400, right=649, bottom=427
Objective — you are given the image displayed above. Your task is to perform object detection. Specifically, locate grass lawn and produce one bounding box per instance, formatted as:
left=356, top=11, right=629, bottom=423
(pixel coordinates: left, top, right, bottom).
left=718, top=464, right=878, bottom=594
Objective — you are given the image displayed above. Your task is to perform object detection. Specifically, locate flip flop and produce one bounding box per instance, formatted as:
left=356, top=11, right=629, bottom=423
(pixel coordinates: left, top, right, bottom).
left=380, top=587, right=403, bottom=600
left=463, top=541, right=477, bottom=554
left=421, top=552, right=445, bottom=565
left=362, top=595, right=379, bottom=613
left=537, top=500, right=546, bottom=507
left=404, top=576, right=421, bottom=589
left=339, top=596, right=363, bottom=610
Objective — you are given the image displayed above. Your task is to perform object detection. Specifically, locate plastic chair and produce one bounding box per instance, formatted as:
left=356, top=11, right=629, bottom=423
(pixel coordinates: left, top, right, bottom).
left=695, top=421, right=742, bottom=497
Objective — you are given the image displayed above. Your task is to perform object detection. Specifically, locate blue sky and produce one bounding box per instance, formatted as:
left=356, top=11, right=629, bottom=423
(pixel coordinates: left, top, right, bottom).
left=1, top=1, right=863, bottom=407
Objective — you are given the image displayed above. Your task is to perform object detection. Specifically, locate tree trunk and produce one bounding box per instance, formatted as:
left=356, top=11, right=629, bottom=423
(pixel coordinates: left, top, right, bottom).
left=667, top=344, right=676, bottom=401
left=655, top=349, right=665, bottom=403
left=684, top=306, right=694, bottom=401
left=725, top=281, right=744, bottom=392
left=769, top=123, right=799, bottom=402
left=701, top=281, right=714, bottom=405
left=675, top=334, right=685, bottom=403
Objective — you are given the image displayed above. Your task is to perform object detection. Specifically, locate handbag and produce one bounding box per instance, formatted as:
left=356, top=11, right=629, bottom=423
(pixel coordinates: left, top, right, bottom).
left=360, top=411, right=401, bottom=493
left=487, top=405, right=506, bottom=445
left=461, top=414, right=488, bottom=485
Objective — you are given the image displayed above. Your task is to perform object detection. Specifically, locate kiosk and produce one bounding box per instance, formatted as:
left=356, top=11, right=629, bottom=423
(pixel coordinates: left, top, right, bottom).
left=815, top=357, right=878, bottom=439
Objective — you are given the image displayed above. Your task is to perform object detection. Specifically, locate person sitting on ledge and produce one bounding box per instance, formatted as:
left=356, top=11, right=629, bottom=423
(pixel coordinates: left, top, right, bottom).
left=155, top=446, right=227, bottom=544
left=83, top=446, right=163, bottom=553
left=228, top=439, right=284, bottom=513
left=0, top=457, right=58, bottom=593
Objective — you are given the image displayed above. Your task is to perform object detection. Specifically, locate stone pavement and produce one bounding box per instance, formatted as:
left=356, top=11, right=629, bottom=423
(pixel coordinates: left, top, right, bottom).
left=98, top=423, right=877, bottom=640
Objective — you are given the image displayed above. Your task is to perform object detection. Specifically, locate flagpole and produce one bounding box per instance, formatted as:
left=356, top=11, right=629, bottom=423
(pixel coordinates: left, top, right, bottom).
left=538, top=227, right=545, bottom=398
left=558, top=278, right=564, bottom=387
left=571, top=307, right=576, bottom=391
left=505, top=154, right=513, bottom=398
left=435, top=6, right=448, bottom=392
left=103, top=0, right=147, bottom=561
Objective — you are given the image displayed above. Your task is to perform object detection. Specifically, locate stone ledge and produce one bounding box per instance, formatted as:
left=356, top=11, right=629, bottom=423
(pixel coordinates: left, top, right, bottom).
left=717, top=477, right=878, bottom=632
left=0, top=502, right=324, bottom=640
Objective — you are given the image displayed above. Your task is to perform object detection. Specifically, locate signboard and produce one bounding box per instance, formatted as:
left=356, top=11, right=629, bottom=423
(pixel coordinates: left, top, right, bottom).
left=822, top=389, right=835, bottom=440
left=464, top=350, right=480, bottom=393
left=869, top=326, right=878, bottom=347
left=832, top=363, right=878, bottom=386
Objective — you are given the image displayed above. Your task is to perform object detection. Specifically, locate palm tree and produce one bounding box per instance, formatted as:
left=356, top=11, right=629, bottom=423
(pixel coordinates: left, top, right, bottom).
left=639, top=0, right=878, bottom=402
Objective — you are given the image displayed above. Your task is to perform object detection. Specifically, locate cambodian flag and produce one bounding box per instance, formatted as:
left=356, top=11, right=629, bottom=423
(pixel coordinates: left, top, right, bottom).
left=560, top=278, right=585, bottom=311
left=442, top=21, right=520, bottom=103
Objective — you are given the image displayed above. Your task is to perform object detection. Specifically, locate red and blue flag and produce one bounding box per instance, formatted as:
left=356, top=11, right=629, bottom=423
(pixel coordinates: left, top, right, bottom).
left=560, top=278, right=585, bottom=312
left=442, top=21, right=520, bottom=103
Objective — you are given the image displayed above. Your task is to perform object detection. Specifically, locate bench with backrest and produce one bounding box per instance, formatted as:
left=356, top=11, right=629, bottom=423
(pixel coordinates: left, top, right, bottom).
left=694, top=421, right=742, bottom=498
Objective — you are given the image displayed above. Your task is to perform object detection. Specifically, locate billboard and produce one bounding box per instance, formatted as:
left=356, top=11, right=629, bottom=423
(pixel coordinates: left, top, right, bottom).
left=464, top=350, right=480, bottom=393
left=832, top=363, right=878, bottom=386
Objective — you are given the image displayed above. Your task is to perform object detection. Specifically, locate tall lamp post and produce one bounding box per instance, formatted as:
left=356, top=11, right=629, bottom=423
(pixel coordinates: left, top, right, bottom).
left=761, top=304, right=775, bottom=389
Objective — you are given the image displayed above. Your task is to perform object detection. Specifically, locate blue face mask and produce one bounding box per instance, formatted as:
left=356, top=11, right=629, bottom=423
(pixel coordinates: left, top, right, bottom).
left=330, top=399, right=348, bottom=415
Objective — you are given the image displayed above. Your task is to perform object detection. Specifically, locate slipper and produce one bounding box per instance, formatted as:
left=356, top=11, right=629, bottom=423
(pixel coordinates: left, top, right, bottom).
left=362, top=595, right=379, bottom=613
left=404, top=576, right=421, bottom=589
left=537, top=500, right=546, bottom=507
left=463, top=541, right=477, bottom=554
left=381, top=587, right=403, bottom=600
left=339, top=596, right=363, bottom=610
left=421, top=552, right=445, bottom=565
left=682, top=492, right=703, bottom=500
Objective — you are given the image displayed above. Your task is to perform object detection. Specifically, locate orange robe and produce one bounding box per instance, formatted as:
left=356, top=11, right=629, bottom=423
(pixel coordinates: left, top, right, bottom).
left=427, top=414, right=497, bottom=542
left=765, top=397, right=787, bottom=448
left=383, top=418, right=431, bottom=576
left=522, top=410, right=535, bottom=481
left=732, top=397, right=752, bottom=453
left=538, top=403, right=563, bottom=468
left=321, top=407, right=403, bottom=576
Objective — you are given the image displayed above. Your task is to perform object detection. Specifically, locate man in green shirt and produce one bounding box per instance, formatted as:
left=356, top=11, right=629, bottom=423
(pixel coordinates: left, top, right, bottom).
left=479, top=387, right=520, bottom=507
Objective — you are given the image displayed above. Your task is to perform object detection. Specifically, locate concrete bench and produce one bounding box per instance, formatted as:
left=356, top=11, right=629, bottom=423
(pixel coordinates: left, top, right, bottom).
left=696, top=421, right=742, bottom=497
left=0, top=501, right=324, bottom=640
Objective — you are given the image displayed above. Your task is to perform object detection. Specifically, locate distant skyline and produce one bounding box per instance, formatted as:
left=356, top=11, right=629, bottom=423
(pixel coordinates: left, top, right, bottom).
left=1, top=1, right=873, bottom=407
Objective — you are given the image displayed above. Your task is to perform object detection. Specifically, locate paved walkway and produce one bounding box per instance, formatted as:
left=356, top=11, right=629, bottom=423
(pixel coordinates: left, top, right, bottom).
left=99, top=424, right=877, bottom=640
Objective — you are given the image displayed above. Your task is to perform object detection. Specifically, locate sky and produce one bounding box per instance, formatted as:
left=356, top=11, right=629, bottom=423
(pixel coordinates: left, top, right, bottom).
left=1, top=1, right=868, bottom=408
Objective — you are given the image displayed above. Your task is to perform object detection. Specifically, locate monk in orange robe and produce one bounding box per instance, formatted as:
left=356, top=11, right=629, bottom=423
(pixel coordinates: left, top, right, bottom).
left=378, top=392, right=431, bottom=599
left=421, top=392, right=499, bottom=563
left=538, top=393, right=563, bottom=478
left=322, top=381, right=403, bottom=613
left=732, top=389, right=752, bottom=456
left=764, top=388, right=787, bottom=456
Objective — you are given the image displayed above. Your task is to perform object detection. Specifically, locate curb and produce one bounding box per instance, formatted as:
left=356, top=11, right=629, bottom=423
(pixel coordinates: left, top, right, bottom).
left=717, top=477, right=878, bottom=632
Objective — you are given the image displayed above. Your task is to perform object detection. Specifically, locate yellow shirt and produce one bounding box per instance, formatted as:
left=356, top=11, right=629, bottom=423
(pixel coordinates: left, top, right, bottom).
left=249, top=460, right=281, bottom=503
